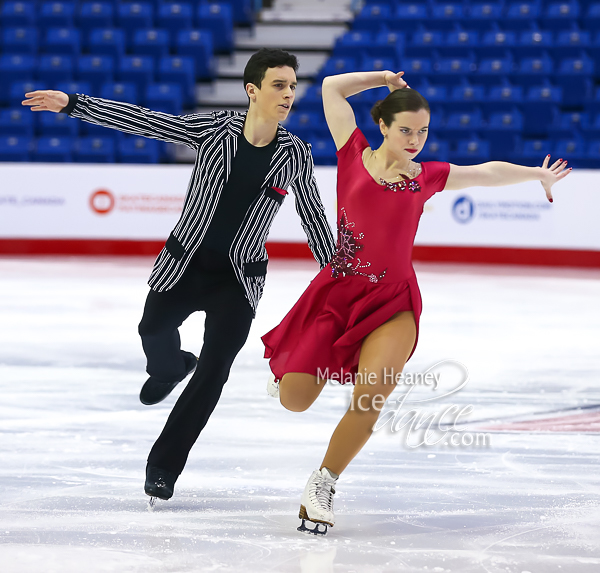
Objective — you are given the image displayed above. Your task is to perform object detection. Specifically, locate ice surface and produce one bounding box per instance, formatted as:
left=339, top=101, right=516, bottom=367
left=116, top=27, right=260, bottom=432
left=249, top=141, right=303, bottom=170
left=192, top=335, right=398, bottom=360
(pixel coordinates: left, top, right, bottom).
left=1, top=257, right=600, bottom=572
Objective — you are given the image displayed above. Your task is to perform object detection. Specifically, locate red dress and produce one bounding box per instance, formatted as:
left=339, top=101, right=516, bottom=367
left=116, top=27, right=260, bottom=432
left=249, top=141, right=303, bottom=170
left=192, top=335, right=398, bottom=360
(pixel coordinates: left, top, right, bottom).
left=262, top=128, right=450, bottom=384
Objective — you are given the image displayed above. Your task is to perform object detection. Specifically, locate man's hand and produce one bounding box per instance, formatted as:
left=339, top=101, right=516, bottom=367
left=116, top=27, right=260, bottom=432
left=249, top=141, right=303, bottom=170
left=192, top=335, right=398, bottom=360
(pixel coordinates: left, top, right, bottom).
left=383, top=71, right=410, bottom=92
left=22, top=90, right=69, bottom=112
left=539, top=155, right=572, bottom=202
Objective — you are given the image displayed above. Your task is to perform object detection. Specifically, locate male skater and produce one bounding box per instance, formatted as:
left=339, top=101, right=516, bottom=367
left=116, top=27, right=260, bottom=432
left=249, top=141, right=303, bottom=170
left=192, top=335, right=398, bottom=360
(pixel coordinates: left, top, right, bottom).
left=23, top=48, right=335, bottom=502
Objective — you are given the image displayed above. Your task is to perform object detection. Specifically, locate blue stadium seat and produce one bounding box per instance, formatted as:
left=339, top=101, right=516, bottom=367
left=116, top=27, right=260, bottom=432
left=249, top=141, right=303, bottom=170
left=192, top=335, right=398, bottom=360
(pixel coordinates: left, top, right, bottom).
left=39, top=112, right=79, bottom=136
left=1, top=2, right=36, bottom=27
left=132, top=29, right=170, bottom=60
left=503, top=2, right=542, bottom=31
left=522, top=85, right=562, bottom=136
left=42, top=27, right=81, bottom=56
left=38, top=2, right=76, bottom=31
left=480, top=30, right=517, bottom=59
left=118, top=136, right=160, bottom=163
left=333, top=31, right=373, bottom=59
left=482, top=85, right=524, bottom=114
left=435, top=57, right=476, bottom=84
left=557, top=56, right=595, bottom=105
left=513, top=138, right=552, bottom=166
left=318, top=57, right=357, bottom=80
left=418, top=138, right=450, bottom=162
left=78, top=2, right=114, bottom=34
left=554, top=138, right=587, bottom=166
left=353, top=3, right=391, bottom=33
left=285, top=111, right=324, bottom=140
left=585, top=140, right=600, bottom=168
left=450, top=84, right=486, bottom=112
left=444, top=110, right=484, bottom=134
left=38, top=55, right=74, bottom=84
left=306, top=136, right=337, bottom=166
left=158, top=56, right=195, bottom=105
left=373, top=31, right=405, bottom=61
left=56, top=80, right=93, bottom=96
left=445, top=31, right=480, bottom=58
left=88, top=28, right=126, bottom=58
left=418, top=84, right=449, bottom=111
left=228, top=0, right=253, bottom=26
left=583, top=4, right=600, bottom=32
left=295, top=83, right=322, bottom=113
left=514, top=55, right=554, bottom=88
left=196, top=3, right=233, bottom=52
left=405, top=31, right=444, bottom=59
left=145, top=83, right=183, bottom=115
left=486, top=109, right=523, bottom=158
left=2, top=26, right=39, bottom=55
left=100, top=82, right=138, bottom=103
left=451, top=137, right=491, bottom=163
left=77, top=55, right=114, bottom=94
left=0, top=55, right=36, bottom=87
left=517, top=30, right=554, bottom=58
left=587, top=87, right=600, bottom=114
left=477, top=56, right=514, bottom=87
left=0, top=136, right=32, bottom=161
left=175, top=30, right=215, bottom=80
left=0, top=108, right=34, bottom=136
left=360, top=56, right=396, bottom=73
left=157, top=2, right=193, bottom=34
left=117, top=2, right=154, bottom=46
left=550, top=111, right=590, bottom=139
left=393, top=3, right=430, bottom=31
left=552, top=30, right=591, bottom=59
left=74, top=136, right=116, bottom=162
left=398, top=57, right=433, bottom=83
left=430, top=3, right=466, bottom=31
left=8, top=81, right=46, bottom=106
left=117, top=56, right=155, bottom=96
left=467, top=2, right=505, bottom=32
left=34, top=136, right=74, bottom=162
left=542, top=1, right=581, bottom=32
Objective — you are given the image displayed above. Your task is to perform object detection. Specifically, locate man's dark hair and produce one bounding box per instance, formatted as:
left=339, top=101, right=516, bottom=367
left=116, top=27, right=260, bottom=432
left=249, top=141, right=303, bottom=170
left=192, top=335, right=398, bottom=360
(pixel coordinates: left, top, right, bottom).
left=371, top=89, right=430, bottom=127
left=243, top=48, right=299, bottom=90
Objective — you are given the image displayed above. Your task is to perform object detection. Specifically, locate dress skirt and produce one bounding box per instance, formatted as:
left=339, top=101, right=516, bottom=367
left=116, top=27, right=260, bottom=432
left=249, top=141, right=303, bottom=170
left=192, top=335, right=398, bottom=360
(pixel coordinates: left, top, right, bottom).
left=261, top=263, right=422, bottom=385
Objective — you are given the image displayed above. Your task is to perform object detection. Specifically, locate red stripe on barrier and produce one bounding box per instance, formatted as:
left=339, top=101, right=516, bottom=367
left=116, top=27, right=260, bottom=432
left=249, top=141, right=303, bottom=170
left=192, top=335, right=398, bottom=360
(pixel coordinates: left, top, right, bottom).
left=0, top=239, right=599, bottom=268
left=481, top=411, right=600, bottom=432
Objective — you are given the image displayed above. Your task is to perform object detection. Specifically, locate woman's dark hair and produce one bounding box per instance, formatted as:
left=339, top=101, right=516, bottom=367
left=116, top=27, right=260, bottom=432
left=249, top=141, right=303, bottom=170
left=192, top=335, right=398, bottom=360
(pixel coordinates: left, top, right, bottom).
left=243, top=48, right=299, bottom=89
left=370, top=89, right=430, bottom=127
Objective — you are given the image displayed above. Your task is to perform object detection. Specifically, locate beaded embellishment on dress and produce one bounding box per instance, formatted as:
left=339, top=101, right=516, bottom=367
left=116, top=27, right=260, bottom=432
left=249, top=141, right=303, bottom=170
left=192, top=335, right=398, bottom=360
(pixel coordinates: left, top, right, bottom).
left=331, top=209, right=387, bottom=283
left=379, top=178, right=421, bottom=193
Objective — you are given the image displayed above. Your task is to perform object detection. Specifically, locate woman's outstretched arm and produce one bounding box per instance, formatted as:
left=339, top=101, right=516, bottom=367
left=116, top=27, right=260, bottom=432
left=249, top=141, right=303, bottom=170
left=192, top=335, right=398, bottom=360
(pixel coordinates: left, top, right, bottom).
left=321, top=70, right=408, bottom=150
left=444, top=156, right=573, bottom=202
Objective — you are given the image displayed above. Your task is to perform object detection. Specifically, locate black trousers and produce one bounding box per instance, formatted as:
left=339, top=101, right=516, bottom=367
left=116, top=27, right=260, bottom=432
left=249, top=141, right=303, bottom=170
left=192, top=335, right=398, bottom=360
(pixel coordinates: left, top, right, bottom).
left=138, top=256, right=254, bottom=476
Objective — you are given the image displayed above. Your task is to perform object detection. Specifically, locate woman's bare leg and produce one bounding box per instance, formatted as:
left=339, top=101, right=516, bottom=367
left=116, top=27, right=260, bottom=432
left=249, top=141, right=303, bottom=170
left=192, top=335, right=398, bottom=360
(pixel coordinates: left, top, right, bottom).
left=320, top=311, right=416, bottom=475
left=279, top=372, right=328, bottom=412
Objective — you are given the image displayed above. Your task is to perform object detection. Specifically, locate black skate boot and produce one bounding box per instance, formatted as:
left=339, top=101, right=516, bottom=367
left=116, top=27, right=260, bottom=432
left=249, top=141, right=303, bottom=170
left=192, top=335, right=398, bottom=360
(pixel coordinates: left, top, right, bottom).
left=145, top=464, right=178, bottom=508
left=140, top=351, right=197, bottom=405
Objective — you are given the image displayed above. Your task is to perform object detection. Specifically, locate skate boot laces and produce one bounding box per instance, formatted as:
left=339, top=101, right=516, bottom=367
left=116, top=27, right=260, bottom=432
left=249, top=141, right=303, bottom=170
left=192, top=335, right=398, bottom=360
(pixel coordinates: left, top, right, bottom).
left=312, top=474, right=336, bottom=512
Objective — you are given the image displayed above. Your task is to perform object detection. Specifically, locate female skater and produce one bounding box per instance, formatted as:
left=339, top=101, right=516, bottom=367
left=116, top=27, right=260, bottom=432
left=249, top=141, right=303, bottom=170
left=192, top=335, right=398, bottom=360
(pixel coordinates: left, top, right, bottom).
left=262, top=69, right=571, bottom=535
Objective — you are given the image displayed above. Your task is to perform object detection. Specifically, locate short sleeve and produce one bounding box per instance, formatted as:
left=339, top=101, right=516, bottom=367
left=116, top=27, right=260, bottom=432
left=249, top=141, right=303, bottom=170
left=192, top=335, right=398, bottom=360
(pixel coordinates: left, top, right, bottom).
left=422, top=161, right=451, bottom=200
left=336, top=127, right=370, bottom=164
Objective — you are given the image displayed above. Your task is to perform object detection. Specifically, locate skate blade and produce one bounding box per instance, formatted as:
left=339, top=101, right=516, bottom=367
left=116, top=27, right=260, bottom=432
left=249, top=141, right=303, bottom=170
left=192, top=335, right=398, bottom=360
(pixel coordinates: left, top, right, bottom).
left=297, top=518, right=328, bottom=536
left=147, top=496, right=157, bottom=511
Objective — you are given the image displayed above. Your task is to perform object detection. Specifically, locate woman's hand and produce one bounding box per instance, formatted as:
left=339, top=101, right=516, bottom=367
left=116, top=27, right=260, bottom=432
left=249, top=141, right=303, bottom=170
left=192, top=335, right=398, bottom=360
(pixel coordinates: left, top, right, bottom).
left=540, top=155, right=572, bottom=202
left=383, top=71, right=410, bottom=92
left=21, top=90, right=69, bottom=112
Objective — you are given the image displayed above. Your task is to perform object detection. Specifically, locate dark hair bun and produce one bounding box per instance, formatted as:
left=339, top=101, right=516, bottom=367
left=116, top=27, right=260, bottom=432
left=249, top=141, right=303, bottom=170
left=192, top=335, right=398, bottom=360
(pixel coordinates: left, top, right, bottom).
left=370, top=100, right=383, bottom=124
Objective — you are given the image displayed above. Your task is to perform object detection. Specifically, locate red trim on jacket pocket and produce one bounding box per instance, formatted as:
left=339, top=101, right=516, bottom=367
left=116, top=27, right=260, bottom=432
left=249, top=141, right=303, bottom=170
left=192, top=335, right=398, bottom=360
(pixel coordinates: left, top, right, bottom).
left=271, top=186, right=289, bottom=196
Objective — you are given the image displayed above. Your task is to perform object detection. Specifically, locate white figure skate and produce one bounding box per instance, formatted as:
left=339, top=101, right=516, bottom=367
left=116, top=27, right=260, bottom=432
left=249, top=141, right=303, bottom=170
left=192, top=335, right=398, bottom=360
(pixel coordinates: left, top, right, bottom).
left=298, top=467, right=337, bottom=536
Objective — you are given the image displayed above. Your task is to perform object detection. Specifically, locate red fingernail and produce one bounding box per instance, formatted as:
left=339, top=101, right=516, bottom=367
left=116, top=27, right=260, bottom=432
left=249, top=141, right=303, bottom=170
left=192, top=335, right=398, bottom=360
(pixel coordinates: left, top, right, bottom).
left=547, top=154, right=550, bottom=157
left=558, top=158, right=562, bottom=161
left=549, top=198, right=553, bottom=203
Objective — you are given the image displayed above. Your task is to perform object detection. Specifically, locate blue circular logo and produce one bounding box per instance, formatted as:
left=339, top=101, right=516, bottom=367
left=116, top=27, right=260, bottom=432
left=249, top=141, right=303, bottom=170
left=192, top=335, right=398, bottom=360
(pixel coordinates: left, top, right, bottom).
left=452, top=196, right=475, bottom=224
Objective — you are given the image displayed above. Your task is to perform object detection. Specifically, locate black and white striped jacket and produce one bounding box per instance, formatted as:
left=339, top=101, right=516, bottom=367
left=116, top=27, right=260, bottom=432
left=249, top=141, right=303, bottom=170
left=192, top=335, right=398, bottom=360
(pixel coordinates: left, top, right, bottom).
left=62, top=95, right=336, bottom=314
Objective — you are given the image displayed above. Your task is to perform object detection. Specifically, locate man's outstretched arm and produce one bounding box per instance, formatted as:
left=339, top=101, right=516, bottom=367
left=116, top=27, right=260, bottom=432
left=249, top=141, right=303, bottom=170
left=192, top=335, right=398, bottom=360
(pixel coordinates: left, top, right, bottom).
left=22, top=90, right=222, bottom=150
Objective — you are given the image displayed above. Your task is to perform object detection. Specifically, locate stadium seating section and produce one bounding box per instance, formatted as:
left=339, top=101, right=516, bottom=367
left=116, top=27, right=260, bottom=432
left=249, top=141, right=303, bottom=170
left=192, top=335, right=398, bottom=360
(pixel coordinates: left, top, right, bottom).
left=292, top=0, right=600, bottom=167
left=0, top=0, right=252, bottom=162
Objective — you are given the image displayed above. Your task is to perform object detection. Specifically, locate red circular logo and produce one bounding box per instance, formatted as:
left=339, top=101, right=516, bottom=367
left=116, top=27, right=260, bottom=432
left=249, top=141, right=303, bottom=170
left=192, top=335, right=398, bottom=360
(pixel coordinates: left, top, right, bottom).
left=90, top=189, right=115, bottom=215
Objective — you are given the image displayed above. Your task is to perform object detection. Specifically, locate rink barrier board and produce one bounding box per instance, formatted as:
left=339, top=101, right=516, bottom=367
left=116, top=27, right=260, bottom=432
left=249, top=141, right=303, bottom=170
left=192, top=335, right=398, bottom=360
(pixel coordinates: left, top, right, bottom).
left=0, top=239, right=599, bottom=268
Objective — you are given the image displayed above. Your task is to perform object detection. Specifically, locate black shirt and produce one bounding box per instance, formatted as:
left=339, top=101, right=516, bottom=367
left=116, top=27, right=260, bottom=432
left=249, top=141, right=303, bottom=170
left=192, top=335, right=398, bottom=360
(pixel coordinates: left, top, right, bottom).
left=194, top=130, right=277, bottom=272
